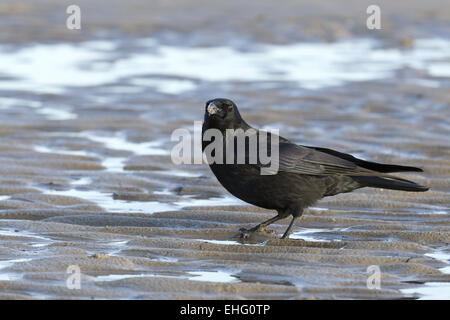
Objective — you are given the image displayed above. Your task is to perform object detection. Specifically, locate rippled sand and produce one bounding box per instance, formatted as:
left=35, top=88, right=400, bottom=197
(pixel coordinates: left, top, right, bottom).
left=0, top=0, right=449, bottom=299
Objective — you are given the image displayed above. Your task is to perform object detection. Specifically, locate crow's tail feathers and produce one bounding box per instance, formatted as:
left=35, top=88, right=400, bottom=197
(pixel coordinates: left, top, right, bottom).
left=353, top=175, right=429, bottom=192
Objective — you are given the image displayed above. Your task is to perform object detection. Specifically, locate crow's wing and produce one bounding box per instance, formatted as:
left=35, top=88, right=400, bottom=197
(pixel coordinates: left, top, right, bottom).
left=239, top=130, right=419, bottom=176
left=240, top=131, right=372, bottom=176
left=275, top=141, right=373, bottom=176
left=275, top=140, right=425, bottom=176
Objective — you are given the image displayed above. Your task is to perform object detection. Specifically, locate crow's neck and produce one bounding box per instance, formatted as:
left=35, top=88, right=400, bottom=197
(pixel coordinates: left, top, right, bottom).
left=202, top=118, right=253, bottom=151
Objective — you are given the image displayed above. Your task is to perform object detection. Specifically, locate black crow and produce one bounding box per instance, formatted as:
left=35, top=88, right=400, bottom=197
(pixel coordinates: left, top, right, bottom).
left=202, top=98, right=429, bottom=239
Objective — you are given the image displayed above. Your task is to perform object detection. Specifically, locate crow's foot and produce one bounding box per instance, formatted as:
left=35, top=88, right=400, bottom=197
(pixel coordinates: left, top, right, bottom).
left=237, top=227, right=276, bottom=240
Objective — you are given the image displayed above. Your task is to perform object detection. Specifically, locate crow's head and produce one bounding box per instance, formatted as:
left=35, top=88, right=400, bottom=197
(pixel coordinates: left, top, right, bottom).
left=204, top=98, right=247, bottom=130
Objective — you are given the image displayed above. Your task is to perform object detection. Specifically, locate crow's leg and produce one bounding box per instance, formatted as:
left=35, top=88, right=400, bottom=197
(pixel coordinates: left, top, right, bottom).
left=247, top=214, right=285, bottom=232
left=281, top=216, right=299, bottom=239
left=239, top=209, right=289, bottom=238
left=281, top=207, right=304, bottom=239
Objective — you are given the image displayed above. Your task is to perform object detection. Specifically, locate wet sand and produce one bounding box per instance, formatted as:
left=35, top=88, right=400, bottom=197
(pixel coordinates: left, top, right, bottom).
left=0, top=0, right=449, bottom=299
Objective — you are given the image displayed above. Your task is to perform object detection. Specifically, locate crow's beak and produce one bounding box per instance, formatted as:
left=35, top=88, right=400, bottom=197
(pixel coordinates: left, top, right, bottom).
left=207, top=102, right=222, bottom=116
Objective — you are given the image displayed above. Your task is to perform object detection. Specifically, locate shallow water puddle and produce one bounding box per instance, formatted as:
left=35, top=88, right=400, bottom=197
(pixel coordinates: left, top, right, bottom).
left=103, top=240, right=130, bottom=256
left=153, top=256, right=179, bottom=263
left=153, top=189, right=173, bottom=196
left=194, top=238, right=268, bottom=247
left=37, top=184, right=244, bottom=214
left=36, top=107, right=77, bottom=121
left=0, top=258, right=31, bottom=281
left=92, top=269, right=240, bottom=284
left=0, top=258, right=32, bottom=270
left=195, top=239, right=241, bottom=246
left=34, top=131, right=169, bottom=173
left=0, top=97, right=42, bottom=109
left=174, top=196, right=246, bottom=208
left=187, top=270, right=241, bottom=283
left=0, top=228, right=54, bottom=247
left=0, top=227, right=53, bottom=282
left=0, top=97, right=76, bottom=121
left=38, top=187, right=177, bottom=213
left=0, top=272, right=23, bottom=281
left=128, top=77, right=197, bottom=95
left=425, top=250, right=450, bottom=275
left=101, top=157, right=127, bottom=173
left=153, top=170, right=203, bottom=178
left=0, top=38, right=449, bottom=96
left=34, top=145, right=95, bottom=158
left=93, top=273, right=149, bottom=282
left=401, top=282, right=450, bottom=300
left=78, top=132, right=169, bottom=156
left=290, top=227, right=343, bottom=242
left=71, top=177, right=93, bottom=186
left=400, top=249, right=450, bottom=299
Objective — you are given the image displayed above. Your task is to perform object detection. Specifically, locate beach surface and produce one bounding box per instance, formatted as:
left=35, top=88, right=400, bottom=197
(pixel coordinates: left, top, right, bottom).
left=0, top=0, right=449, bottom=299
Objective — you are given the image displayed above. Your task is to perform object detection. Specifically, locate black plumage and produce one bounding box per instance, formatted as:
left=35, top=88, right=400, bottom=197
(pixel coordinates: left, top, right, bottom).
left=202, top=98, right=429, bottom=239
